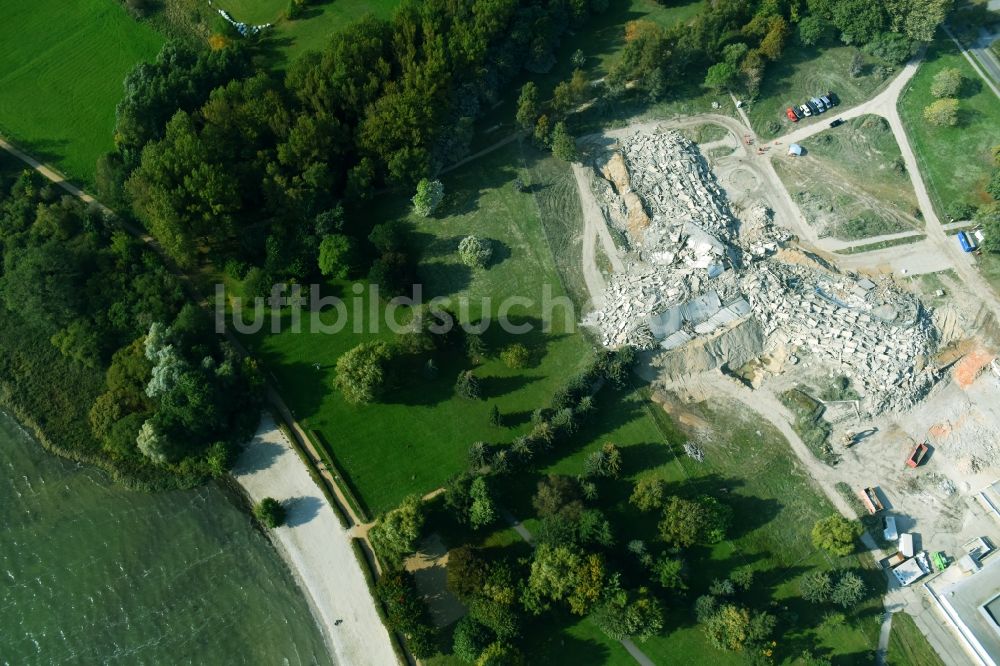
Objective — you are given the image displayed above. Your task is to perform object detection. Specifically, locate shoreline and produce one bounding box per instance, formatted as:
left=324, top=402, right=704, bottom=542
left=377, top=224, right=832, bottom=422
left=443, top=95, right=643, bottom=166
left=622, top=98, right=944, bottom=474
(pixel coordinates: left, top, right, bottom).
left=232, top=412, right=398, bottom=666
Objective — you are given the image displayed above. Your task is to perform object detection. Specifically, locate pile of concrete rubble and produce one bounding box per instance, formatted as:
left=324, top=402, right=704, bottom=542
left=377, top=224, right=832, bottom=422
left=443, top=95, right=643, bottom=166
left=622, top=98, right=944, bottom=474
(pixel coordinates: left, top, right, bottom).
left=584, top=129, right=938, bottom=414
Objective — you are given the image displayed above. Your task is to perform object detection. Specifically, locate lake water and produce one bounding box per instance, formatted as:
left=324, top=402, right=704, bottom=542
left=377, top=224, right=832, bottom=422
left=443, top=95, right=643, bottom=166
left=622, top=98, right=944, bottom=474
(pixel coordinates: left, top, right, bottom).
left=0, top=411, right=332, bottom=665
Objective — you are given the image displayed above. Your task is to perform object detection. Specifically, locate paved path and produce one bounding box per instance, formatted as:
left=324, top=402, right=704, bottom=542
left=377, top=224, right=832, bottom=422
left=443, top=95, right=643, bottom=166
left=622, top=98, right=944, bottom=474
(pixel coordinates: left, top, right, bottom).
left=876, top=610, right=894, bottom=666
left=234, top=413, right=398, bottom=666
left=944, top=25, right=1000, bottom=100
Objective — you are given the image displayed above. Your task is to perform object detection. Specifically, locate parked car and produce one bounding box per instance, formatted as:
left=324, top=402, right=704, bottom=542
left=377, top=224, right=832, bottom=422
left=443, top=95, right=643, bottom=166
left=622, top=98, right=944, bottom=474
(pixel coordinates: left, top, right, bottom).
left=820, top=95, right=833, bottom=108
left=826, top=91, right=839, bottom=106
left=829, top=118, right=845, bottom=128
left=805, top=100, right=819, bottom=114
left=810, top=97, right=826, bottom=112
left=800, top=103, right=812, bottom=117
left=786, top=107, right=799, bottom=121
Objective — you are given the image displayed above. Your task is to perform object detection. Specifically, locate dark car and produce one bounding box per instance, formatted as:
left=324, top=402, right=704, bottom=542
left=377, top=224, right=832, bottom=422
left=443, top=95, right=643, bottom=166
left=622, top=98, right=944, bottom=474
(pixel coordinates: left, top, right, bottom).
left=829, top=118, right=845, bottom=128
left=805, top=100, right=819, bottom=114
left=826, top=91, right=839, bottom=106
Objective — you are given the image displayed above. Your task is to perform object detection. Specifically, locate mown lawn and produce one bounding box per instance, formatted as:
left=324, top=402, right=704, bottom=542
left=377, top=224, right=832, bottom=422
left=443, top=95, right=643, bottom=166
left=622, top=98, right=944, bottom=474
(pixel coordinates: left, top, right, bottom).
left=243, top=141, right=592, bottom=515
left=887, top=612, right=945, bottom=666
left=899, top=35, right=1000, bottom=219
left=746, top=42, right=893, bottom=139
left=261, top=0, right=400, bottom=65
left=0, top=0, right=163, bottom=184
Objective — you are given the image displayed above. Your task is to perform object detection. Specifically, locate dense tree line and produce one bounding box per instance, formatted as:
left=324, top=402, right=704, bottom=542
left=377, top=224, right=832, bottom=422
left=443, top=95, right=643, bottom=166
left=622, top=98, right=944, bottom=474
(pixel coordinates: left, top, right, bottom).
left=0, top=169, right=262, bottom=487
left=102, top=0, right=609, bottom=290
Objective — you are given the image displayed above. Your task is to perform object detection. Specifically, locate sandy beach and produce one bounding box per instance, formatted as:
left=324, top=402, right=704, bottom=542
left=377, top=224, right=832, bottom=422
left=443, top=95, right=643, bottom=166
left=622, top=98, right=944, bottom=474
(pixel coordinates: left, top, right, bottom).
left=233, top=413, right=398, bottom=666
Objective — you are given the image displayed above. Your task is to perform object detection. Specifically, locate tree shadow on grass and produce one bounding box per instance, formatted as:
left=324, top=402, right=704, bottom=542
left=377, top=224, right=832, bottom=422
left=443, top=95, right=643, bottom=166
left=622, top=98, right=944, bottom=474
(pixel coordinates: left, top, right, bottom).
left=479, top=374, right=539, bottom=400
left=267, top=359, right=329, bottom=419
left=959, top=75, right=982, bottom=99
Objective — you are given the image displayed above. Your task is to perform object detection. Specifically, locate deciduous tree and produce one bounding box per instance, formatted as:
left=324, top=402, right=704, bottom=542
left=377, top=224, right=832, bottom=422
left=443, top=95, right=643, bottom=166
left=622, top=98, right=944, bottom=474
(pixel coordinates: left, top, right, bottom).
left=811, top=514, right=861, bottom=556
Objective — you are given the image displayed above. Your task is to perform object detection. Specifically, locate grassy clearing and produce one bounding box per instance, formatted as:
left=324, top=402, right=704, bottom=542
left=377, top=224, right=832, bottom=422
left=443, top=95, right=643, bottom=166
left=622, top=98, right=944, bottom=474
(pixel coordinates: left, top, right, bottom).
left=899, top=35, right=1000, bottom=219
left=0, top=0, right=163, bottom=184
left=678, top=123, right=731, bottom=144
left=779, top=388, right=837, bottom=465
left=264, top=0, right=399, bottom=65
left=887, top=612, right=945, bottom=666
left=243, top=142, right=591, bottom=514
left=746, top=43, right=892, bottom=139
left=774, top=115, right=921, bottom=241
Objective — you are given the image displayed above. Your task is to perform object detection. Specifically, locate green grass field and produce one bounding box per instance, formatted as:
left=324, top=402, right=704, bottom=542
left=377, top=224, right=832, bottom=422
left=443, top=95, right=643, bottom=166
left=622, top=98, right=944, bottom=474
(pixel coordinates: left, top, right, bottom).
left=243, top=141, right=592, bottom=515
left=746, top=43, right=892, bottom=139
left=899, top=35, right=1000, bottom=219
left=773, top=115, right=922, bottom=240
left=0, top=0, right=163, bottom=184
left=887, top=612, right=945, bottom=666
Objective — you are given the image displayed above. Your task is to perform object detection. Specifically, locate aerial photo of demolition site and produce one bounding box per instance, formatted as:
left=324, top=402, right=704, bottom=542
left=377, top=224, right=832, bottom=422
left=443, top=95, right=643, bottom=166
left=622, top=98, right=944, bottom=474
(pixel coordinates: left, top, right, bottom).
left=574, top=109, right=1000, bottom=665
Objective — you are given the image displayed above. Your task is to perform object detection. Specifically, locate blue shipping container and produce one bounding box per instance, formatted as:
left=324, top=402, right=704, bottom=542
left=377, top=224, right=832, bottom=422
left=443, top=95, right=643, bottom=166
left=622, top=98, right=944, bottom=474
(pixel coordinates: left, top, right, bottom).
left=958, top=231, right=976, bottom=252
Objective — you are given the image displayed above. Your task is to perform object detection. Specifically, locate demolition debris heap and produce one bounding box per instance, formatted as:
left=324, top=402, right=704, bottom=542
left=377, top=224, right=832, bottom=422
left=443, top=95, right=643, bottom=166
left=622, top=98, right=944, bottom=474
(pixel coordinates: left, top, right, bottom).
left=585, top=129, right=937, bottom=413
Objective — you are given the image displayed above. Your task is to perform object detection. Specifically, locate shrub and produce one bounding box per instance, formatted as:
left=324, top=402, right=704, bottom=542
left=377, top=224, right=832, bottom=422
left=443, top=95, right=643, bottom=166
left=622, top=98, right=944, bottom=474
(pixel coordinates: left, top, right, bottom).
left=499, top=343, right=530, bottom=369
left=655, top=557, right=687, bottom=591
left=799, top=570, right=833, bottom=603
left=333, top=341, right=395, bottom=404
left=253, top=497, right=285, bottom=528
left=947, top=201, right=976, bottom=221
left=811, top=514, right=861, bottom=556
left=923, top=98, right=959, bottom=127
left=453, top=616, right=493, bottom=663
left=375, top=572, right=438, bottom=658
left=455, top=370, right=482, bottom=400
left=551, top=121, right=577, bottom=161
left=630, top=477, right=665, bottom=511
left=831, top=571, right=867, bottom=609
left=412, top=178, right=444, bottom=217
left=930, top=67, right=962, bottom=98
left=458, top=235, right=493, bottom=268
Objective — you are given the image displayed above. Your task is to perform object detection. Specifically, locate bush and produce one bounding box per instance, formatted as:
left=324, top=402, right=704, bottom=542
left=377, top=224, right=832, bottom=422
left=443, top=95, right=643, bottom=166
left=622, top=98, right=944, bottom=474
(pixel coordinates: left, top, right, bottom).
left=799, top=570, right=833, bottom=603
left=923, top=98, right=959, bottom=127
left=947, top=201, right=976, bottom=221
left=551, top=121, right=577, bottom=161
left=499, top=343, right=530, bottom=369
left=630, top=477, right=665, bottom=511
left=811, top=514, right=861, bottom=556
left=831, top=571, right=867, bottom=609
left=930, top=67, right=962, bottom=98
left=375, top=572, right=438, bottom=658
left=453, top=616, right=493, bottom=663
left=253, top=497, right=286, bottom=528
left=458, top=235, right=493, bottom=268
left=334, top=341, right=395, bottom=404
left=455, top=370, right=482, bottom=400
left=412, top=178, right=445, bottom=217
